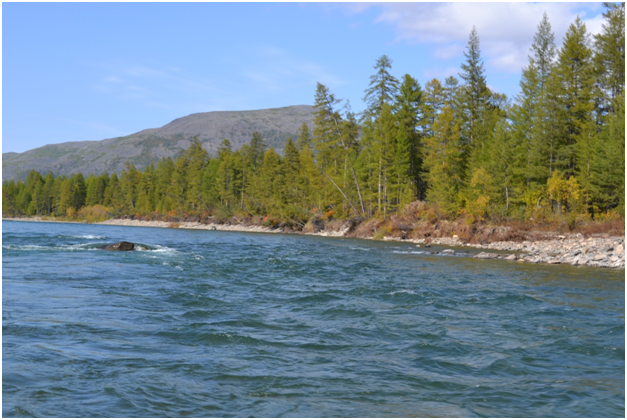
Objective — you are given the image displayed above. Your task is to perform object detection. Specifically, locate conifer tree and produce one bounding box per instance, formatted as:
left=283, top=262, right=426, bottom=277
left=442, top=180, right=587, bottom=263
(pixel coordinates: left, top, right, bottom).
left=153, top=157, right=174, bottom=213
left=394, top=74, right=424, bottom=199
left=183, top=138, right=209, bottom=211
left=104, top=173, right=124, bottom=215
left=531, top=11, right=557, bottom=87
left=458, top=26, right=491, bottom=151
left=313, top=83, right=343, bottom=169
left=71, top=173, right=87, bottom=211
left=136, top=164, right=155, bottom=215
left=57, top=178, right=74, bottom=216
left=42, top=172, right=56, bottom=215
left=362, top=55, right=400, bottom=120
left=424, top=106, right=463, bottom=215
left=594, top=2, right=625, bottom=118
left=296, top=122, right=312, bottom=151
left=120, top=163, right=141, bottom=212
left=422, top=78, right=445, bottom=139
left=282, top=137, right=302, bottom=206
left=591, top=92, right=625, bottom=214
left=555, top=17, right=595, bottom=197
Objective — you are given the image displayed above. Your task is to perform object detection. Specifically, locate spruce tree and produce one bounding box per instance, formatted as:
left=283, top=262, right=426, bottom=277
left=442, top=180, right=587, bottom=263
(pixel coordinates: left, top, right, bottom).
left=296, top=122, right=312, bottom=151
left=594, top=2, right=625, bottom=118
left=423, top=106, right=463, bottom=215
left=555, top=17, right=595, bottom=196
left=422, top=78, right=445, bottom=139
left=362, top=55, right=400, bottom=120
left=531, top=11, right=557, bottom=88
left=394, top=74, right=424, bottom=199
left=458, top=26, right=491, bottom=151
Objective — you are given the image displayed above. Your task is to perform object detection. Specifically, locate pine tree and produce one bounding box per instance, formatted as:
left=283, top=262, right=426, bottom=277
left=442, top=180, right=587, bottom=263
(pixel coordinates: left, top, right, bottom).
left=186, top=138, right=209, bottom=211
left=296, top=122, right=312, bottom=151
left=423, top=106, right=463, bottom=215
left=510, top=59, right=551, bottom=210
left=394, top=74, right=424, bottom=199
left=258, top=148, right=283, bottom=213
left=281, top=137, right=302, bottom=206
left=104, top=173, right=124, bottom=215
left=153, top=157, right=174, bottom=213
left=510, top=12, right=557, bottom=206
left=136, top=163, right=155, bottom=215
left=120, top=163, right=141, bottom=212
left=482, top=118, right=516, bottom=212
left=362, top=55, right=400, bottom=120
left=313, top=83, right=344, bottom=170
left=591, top=92, right=625, bottom=214
left=594, top=2, right=625, bottom=118
left=531, top=11, right=557, bottom=87
left=458, top=26, right=491, bottom=151
left=3, top=179, right=22, bottom=216
left=42, top=172, right=56, bottom=215
left=201, top=157, right=221, bottom=210
left=57, top=178, right=74, bottom=216
left=71, top=173, right=87, bottom=211
left=554, top=17, right=595, bottom=203
left=371, top=103, right=397, bottom=215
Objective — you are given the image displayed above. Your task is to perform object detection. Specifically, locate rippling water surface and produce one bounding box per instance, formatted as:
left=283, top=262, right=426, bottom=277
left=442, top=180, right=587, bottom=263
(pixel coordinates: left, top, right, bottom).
left=2, top=221, right=625, bottom=417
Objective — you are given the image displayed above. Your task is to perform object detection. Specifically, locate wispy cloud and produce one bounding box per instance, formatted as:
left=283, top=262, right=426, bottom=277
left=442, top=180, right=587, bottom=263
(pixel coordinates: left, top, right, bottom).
left=423, top=67, right=459, bottom=81
left=241, top=45, right=345, bottom=91
left=346, top=2, right=605, bottom=73
left=90, top=61, right=238, bottom=111
left=63, top=118, right=120, bottom=137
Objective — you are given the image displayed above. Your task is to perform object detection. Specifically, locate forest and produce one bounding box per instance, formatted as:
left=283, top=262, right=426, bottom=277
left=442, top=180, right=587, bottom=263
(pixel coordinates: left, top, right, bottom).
left=3, top=5, right=625, bottom=231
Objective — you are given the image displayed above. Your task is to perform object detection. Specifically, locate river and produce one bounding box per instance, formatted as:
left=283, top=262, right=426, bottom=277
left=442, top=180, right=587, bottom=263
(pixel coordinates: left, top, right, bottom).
left=2, top=220, right=624, bottom=417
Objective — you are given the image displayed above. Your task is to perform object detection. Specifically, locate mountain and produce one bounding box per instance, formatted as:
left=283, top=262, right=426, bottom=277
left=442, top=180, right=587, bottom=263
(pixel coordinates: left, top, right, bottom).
left=2, top=105, right=315, bottom=181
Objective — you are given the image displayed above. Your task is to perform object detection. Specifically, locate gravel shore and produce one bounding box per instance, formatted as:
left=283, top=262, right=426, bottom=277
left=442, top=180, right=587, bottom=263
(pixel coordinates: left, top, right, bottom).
left=426, top=235, right=625, bottom=269
left=4, top=217, right=624, bottom=269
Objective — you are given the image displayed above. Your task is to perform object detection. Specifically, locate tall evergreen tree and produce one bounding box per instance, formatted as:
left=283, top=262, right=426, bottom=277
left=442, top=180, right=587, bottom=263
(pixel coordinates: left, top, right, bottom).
left=424, top=106, right=464, bottom=215
left=531, top=11, right=557, bottom=87
left=458, top=26, right=491, bottom=151
left=296, top=122, right=312, bottom=151
left=362, top=55, right=400, bottom=121
left=394, top=74, right=424, bottom=200
left=555, top=18, right=595, bottom=184
left=313, top=82, right=344, bottom=170
left=594, top=2, right=625, bottom=119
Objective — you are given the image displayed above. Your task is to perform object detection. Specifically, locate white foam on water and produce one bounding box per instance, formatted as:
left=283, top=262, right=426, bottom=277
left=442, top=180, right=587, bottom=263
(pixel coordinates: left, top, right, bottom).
left=389, top=289, right=416, bottom=296
left=146, top=246, right=178, bottom=254
left=3, top=243, right=101, bottom=251
left=392, top=250, right=426, bottom=255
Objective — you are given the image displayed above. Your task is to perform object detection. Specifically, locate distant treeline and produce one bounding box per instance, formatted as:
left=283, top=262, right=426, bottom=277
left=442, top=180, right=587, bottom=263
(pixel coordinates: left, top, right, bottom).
left=3, top=6, right=624, bottom=225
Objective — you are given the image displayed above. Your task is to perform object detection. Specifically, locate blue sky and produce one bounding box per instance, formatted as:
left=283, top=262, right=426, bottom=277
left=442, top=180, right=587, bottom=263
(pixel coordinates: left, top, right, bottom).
left=3, top=2, right=606, bottom=153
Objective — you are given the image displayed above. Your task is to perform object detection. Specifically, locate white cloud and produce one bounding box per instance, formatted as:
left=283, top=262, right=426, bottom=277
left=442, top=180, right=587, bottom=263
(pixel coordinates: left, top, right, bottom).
left=351, top=2, right=605, bottom=73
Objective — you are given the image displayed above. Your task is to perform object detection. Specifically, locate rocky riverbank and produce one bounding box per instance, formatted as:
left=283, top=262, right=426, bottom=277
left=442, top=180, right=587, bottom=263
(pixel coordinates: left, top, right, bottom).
left=426, top=234, right=625, bottom=269
left=4, top=216, right=624, bottom=269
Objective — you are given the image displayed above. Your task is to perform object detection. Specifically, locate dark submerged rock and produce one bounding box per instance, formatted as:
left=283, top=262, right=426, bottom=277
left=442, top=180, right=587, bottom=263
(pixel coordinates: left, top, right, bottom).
left=101, top=241, right=136, bottom=251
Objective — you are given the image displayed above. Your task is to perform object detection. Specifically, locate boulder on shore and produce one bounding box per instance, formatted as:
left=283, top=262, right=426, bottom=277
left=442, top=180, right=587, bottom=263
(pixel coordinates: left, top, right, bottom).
left=101, top=241, right=136, bottom=251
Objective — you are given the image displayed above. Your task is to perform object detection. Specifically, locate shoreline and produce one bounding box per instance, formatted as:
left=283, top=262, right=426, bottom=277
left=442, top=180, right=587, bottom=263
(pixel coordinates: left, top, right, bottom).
left=3, top=216, right=625, bottom=269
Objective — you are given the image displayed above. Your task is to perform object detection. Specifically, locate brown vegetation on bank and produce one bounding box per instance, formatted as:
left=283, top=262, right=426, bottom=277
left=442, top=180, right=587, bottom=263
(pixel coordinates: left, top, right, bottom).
left=8, top=200, right=622, bottom=246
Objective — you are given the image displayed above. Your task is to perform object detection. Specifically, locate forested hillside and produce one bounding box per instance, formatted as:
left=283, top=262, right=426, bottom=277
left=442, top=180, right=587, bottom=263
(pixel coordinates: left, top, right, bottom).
left=4, top=6, right=624, bottom=228
left=2, top=105, right=315, bottom=181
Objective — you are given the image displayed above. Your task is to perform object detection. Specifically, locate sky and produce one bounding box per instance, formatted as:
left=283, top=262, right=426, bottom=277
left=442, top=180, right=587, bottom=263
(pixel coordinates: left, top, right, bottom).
left=2, top=2, right=607, bottom=153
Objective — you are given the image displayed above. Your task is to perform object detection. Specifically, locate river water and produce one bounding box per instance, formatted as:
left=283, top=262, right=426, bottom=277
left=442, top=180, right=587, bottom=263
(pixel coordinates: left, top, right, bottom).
left=2, top=220, right=624, bottom=417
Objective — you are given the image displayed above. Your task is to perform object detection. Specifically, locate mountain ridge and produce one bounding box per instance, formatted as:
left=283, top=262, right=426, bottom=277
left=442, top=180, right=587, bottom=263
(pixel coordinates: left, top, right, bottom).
left=2, top=105, right=315, bottom=181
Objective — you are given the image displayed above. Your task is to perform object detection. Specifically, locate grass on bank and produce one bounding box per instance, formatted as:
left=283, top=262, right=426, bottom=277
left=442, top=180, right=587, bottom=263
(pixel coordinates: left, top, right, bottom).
left=9, top=201, right=624, bottom=244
